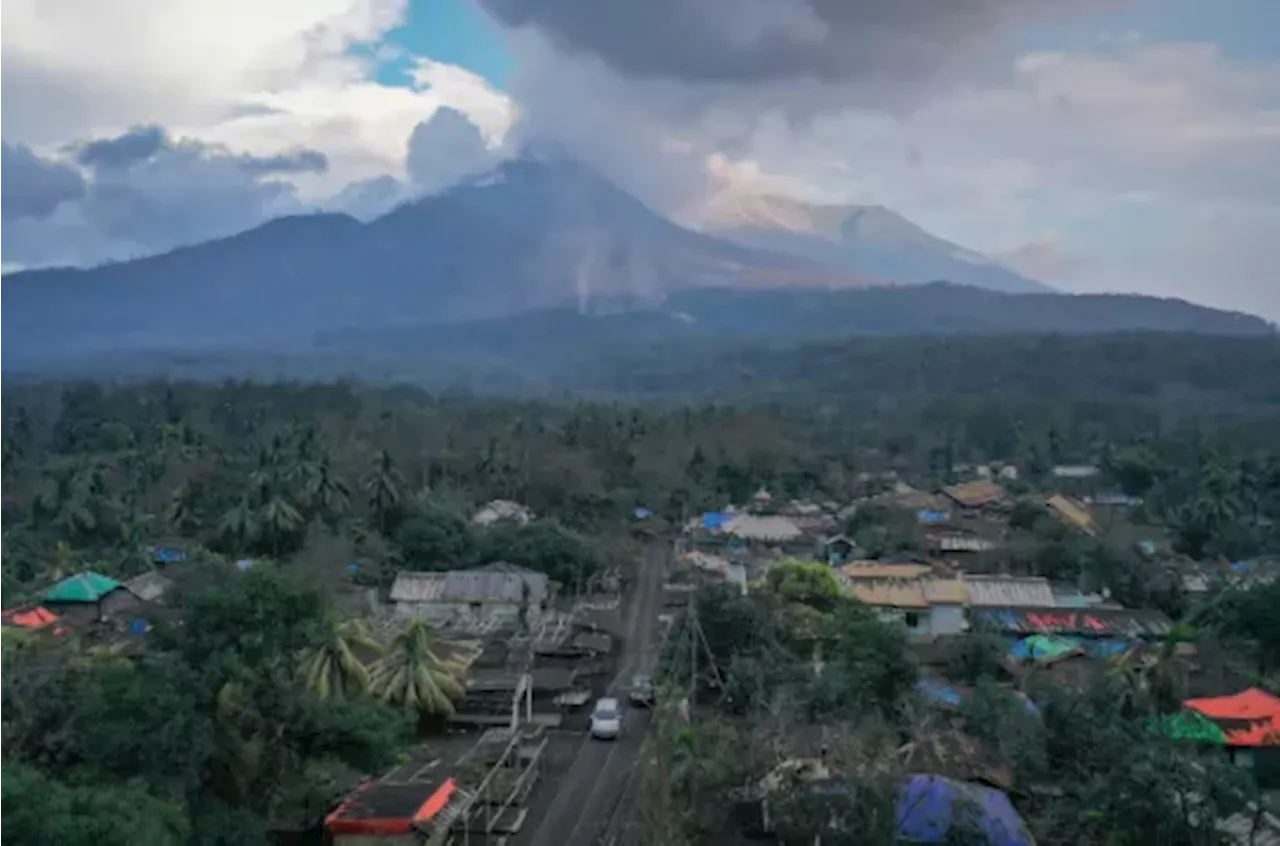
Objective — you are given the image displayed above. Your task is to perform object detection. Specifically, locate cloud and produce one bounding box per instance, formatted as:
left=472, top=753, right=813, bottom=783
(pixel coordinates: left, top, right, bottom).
left=1, top=142, right=86, bottom=222
left=77, top=125, right=168, bottom=170
left=2, top=127, right=327, bottom=267
left=480, top=0, right=1112, bottom=86
left=406, top=107, right=504, bottom=193
left=1, top=1, right=517, bottom=266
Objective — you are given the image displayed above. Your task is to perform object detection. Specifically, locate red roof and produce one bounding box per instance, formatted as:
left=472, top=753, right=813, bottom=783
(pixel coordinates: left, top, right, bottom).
left=325, top=777, right=457, bottom=835
left=2, top=606, right=60, bottom=630
left=1185, top=688, right=1280, bottom=747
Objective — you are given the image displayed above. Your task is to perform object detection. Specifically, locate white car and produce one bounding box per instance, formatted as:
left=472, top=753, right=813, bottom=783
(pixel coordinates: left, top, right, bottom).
left=590, top=697, right=622, bottom=740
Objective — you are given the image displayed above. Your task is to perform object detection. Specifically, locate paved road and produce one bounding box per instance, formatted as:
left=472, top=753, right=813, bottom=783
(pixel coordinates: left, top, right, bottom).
left=521, top=541, right=668, bottom=846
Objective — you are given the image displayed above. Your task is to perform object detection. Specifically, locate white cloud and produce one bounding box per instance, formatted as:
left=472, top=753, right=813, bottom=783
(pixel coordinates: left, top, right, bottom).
left=1, top=0, right=517, bottom=265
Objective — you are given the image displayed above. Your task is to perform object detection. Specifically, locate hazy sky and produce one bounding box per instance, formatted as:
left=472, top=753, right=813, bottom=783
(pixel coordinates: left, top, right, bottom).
left=3, top=0, right=1277, bottom=318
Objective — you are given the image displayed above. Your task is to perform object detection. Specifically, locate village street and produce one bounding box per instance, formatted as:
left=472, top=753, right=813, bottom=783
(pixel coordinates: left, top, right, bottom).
left=517, top=541, right=669, bottom=846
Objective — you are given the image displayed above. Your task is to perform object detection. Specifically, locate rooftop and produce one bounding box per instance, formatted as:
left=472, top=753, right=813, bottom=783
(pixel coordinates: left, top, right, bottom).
left=942, top=481, right=1006, bottom=509
left=963, top=575, right=1056, bottom=608
left=390, top=567, right=549, bottom=605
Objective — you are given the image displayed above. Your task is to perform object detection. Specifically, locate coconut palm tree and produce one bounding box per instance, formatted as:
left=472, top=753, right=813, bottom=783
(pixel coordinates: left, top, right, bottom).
left=300, top=618, right=382, bottom=700
left=369, top=619, right=468, bottom=722
left=364, top=450, right=404, bottom=534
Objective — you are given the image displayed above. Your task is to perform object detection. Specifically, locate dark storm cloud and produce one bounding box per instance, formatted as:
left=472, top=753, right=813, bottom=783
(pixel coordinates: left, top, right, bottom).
left=406, top=107, right=501, bottom=193
left=237, top=148, right=329, bottom=176
left=76, top=125, right=328, bottom=177
left=479, top=0, right=1114, bottom=83
left=1, top=141, right=87, bottom=222
left=77, top=124, right=167, bottom=170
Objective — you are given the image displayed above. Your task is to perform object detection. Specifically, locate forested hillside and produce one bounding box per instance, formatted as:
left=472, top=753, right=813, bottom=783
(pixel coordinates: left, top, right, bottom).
left=3, top=367, right=1278, bottom=844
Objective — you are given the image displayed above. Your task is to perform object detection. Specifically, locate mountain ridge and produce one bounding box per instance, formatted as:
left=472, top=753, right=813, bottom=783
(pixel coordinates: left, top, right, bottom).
left=687, top=184, right=1054, bottom=294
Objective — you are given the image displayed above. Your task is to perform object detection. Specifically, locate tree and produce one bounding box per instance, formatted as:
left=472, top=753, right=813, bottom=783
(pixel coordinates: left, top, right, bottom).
left=2, top=763, right=189, bottom=846
left=364, top=449, right=404, bottom=534
left=300, top=617, right=382, bottom=700
left=369, top=619, right=468, bottom=724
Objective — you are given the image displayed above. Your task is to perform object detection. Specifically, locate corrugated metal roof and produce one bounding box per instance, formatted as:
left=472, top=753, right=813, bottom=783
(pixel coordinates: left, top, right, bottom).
left=723, top=514, right=803, bottom=542
left=390, top=569, right=548, bottom=605
left=964, top=575, right=1056, bottom=608
left=849, top=580, right=928, bottom=608
left=943, top=481, right=1006, bottom=508
left=124, top=571, right=174, bottom=603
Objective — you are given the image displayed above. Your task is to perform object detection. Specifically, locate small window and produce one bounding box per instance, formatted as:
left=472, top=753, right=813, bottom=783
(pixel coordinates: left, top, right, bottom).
left=469, top=601, right=483, bottom=612
left=904, top=611, right=921, bottom=628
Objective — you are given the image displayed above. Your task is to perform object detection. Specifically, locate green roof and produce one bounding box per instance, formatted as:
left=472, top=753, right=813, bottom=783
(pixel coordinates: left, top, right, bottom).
left=1148, top=710, right=1228, bottom=745
left=45, top=572, right=122, bottom=603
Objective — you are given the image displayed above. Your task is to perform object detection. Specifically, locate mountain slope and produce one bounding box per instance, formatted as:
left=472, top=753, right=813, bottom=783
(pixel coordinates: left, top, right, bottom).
left=1, top=156, right=876, bottom=365
left=690, top=188, right=1053, bottom=294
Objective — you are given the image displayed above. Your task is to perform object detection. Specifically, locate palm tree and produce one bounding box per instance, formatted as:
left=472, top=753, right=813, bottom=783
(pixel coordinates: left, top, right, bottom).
left=219, top=498, right=257, bottom=554
left=369, top=619, right=468, bottom=723
left=258, top=493, right=304, bottom=556
left=306, top=456, right=350, bottom=530
left=364, top=450, right=404, bottom=534
left=300, top=618, right=382, bottom=700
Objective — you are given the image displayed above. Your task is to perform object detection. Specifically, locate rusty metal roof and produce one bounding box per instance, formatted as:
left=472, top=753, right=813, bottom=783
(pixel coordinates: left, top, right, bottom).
left=942, top=481, right=1007, bottom=509
left=842, top=562, right=933, bottom=580
left=849, top=579, right=928, bottom=609
left=1046, top=494, right=1098, bottom=535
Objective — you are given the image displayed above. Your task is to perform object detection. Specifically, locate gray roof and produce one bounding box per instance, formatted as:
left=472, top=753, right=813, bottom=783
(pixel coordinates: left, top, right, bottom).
left=390, top=568, right=548, bottom=605
left=963, top=575, right=1056, bottom=608
left=123, top=571, right=174, bottom=603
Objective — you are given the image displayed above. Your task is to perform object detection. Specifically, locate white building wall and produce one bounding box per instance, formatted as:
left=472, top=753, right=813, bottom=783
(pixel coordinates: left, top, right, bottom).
left=928, top=604, right=967, bottom=636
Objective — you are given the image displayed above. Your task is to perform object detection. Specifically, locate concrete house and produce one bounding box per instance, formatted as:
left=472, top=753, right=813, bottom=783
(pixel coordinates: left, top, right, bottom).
left=391, top=563, right=549, bottom=632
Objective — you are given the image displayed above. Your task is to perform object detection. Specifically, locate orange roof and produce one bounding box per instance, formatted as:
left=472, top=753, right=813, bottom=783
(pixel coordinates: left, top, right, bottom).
left=1185, top=688, right=1280, bottom=747
left=1, top=606, right=60, bottom=630
left=1046, top=494, right=1098, bottom=535
left=849, top=580, right=928, bottom=609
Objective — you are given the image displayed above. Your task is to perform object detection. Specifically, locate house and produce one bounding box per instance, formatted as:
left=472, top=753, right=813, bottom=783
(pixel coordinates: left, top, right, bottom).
left=942, top=481, right=1007, bottom=510
left=1184, top=688, right=1280, bottom=786
left=471, top=499, right=534, bottom=527
left=390, top=564, right=548, bottom=631
left=325, top=775, right=460, bottom=845
left=1045, top=494, right=1098, bottom=536
left=840, top=566, right=966, bottom=636
left=997, top=465, right=1019, bottom=481
left=846, top=578, right=931, bottom=634
left=123, top=571, right=174, bottom=604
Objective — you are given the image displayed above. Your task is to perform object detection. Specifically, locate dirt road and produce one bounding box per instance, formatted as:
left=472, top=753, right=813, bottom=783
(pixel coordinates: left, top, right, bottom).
left=519, top=541, right=669, bottom=846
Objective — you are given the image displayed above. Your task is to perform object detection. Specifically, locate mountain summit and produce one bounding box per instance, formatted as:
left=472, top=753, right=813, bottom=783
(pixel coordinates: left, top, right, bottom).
left=687, top=184, right=1053, bottom=294
left=1, top=156, right=877, bottom=364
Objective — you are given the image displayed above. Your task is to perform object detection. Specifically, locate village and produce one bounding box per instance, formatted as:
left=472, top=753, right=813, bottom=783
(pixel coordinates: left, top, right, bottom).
left=4, top=463, right=1278, bottom=846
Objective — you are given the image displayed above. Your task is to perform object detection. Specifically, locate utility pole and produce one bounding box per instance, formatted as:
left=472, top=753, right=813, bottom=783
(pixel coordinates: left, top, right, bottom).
left=689, top=591, right=697, bottom=699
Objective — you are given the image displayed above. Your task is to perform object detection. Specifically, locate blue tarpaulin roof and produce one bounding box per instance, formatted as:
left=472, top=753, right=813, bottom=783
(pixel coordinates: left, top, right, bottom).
left=634, top=508, right=653, bottom=520
left=153, top=546, right=186, bottom=564
left=917, top=510, right=950, bottom=523
left=896, top=775, right=1034, bottom=845
left=702, top=512, right=729, bottom=530
left=917, top=678, right=964, bottom=708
